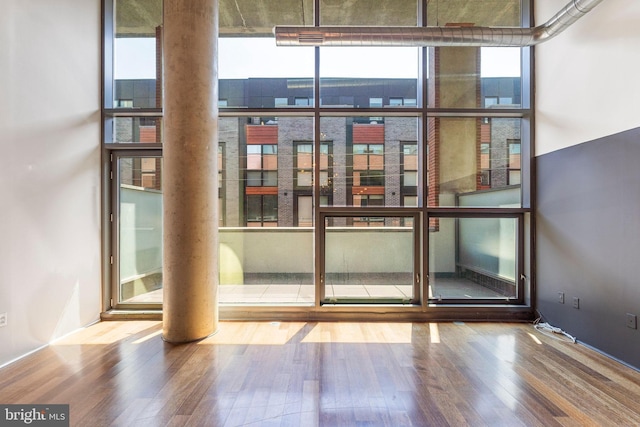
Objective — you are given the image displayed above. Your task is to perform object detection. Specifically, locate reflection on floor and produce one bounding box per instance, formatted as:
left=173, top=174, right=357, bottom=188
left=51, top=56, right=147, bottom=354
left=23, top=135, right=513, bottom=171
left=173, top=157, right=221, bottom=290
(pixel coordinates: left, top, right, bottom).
left=123, top=278, right=507, bottom=304
left=4, top=321, right=639, bottom=426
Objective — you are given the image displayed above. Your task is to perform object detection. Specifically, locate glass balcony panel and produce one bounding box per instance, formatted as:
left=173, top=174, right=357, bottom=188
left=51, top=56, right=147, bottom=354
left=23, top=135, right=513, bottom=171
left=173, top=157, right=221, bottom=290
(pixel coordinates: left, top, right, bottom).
left=324, top=216, right=416, bottom=302
left=118, top=155, right=163, bottom=304
left=429, top=217, right=518, bottom=301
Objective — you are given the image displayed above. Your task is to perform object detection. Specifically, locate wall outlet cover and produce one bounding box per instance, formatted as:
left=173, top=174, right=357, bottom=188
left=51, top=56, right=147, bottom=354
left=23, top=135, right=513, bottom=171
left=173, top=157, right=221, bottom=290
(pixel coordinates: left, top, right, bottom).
left=626, top=313, right=637, bottom=329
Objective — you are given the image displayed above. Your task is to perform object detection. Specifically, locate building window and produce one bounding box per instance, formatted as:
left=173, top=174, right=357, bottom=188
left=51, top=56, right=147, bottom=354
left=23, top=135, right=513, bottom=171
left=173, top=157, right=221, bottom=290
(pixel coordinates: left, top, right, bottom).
left=246, top=194, right=278, bottom=227
left=218, top=143, right=224, bottom=190
left=369, top=97, right=383, bottom=108
left=484, top=96, right=498, bottom=108
left=275, top=97, right=288, bottom=107
left=218, top=143, right=224, bottom=226
left=353, top=143, right=384, bottom=187
left=508, top=139, right=521, bottom=185
left=354, top=194, right=384, bottom=207
left=339, top=96, right=354, bottom=106
left=388, top=97, right=417, bottom=107
left=479, top=142, right=491, bottom=188
left=245, top=142, right=278, bottom=226
left=401, top=142, right=418, bottom=217
left=295, top=97, right=310, bottom=106
left=246, top=144, right=278, bottom=186
left=403, top=195, right=417, bottom=207
left=351, top=143, right=384, bottom=212
left=295, top=143, right=313, bottom=188
left=115, top=99, right=133, bottom=108
left=352, top=195, right=385, bottom=226
left=484, top=96, right=514, bottom=108
left=402, top=143, right=418, bottom=188
left=295, top=142, right=333, bottom=191
left=476, top=118, right=521, bottom=193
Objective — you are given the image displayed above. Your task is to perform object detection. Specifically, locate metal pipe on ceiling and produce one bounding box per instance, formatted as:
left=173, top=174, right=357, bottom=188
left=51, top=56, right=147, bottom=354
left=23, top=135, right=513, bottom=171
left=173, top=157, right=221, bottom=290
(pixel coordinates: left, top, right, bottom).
left=274, top=0, right=604, bottom=47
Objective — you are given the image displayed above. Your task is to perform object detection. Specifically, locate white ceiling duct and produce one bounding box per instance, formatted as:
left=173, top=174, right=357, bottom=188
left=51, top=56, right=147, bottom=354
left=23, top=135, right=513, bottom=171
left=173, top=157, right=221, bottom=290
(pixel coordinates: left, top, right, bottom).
left=274, top=0, right=604, bottom=47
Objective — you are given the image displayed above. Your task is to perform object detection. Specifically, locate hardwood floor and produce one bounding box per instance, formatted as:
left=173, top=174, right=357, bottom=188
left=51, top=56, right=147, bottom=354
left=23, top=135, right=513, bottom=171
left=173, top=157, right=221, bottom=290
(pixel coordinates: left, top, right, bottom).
left=1, top=321, right=639, bottom=426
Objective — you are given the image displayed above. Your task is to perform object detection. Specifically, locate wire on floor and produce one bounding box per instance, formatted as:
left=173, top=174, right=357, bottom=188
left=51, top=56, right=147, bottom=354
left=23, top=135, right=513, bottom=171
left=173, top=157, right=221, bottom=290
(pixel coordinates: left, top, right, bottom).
left=533, top=317, right=577, bottom=343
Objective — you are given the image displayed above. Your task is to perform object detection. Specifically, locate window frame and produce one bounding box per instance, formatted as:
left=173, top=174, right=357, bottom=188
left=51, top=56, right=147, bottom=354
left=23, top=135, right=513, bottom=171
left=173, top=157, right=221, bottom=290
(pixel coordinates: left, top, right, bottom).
left=102, top=0, right=534, bottom=316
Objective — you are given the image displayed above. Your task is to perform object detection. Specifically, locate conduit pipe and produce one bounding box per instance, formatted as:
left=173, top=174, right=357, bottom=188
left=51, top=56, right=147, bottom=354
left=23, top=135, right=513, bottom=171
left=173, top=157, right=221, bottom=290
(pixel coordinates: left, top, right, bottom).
left=274, top=0, right=604, bottom=47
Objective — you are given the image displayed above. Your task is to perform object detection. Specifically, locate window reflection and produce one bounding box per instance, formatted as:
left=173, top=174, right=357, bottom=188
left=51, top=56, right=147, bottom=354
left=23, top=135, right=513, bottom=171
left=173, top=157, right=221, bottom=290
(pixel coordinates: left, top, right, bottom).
left=321, top=117, right=419, bottom=209
left=320, top=47, right=419, bottom=108
left=428, top=117, right=521, bottom=208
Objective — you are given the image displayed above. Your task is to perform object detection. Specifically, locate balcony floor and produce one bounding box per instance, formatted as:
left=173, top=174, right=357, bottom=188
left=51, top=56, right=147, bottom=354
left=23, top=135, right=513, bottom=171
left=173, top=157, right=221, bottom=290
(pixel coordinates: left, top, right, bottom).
left=122, top=278, right=507, bottom=304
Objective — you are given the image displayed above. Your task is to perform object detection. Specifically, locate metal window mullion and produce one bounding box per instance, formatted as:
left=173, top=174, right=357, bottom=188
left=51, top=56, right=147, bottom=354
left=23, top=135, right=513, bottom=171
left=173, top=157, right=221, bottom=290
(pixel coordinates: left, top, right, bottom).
left=102, top=0, right=115, bottom=313
left=313, top=0, right=323, bottom=306
left=110, top=151, right=121, bottom=310
left=518, top=213, right=525, bottom=304
left=314, top=41, right=323, bottom=306
left=413, top=211, right=422, bottom=304
left=420, top=0, right=429, bottom=308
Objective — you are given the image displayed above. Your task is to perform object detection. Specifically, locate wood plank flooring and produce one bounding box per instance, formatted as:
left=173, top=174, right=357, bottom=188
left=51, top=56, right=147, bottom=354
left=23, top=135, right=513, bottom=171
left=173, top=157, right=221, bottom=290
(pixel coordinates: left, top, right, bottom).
left=1, top=321, right=640, bottom=426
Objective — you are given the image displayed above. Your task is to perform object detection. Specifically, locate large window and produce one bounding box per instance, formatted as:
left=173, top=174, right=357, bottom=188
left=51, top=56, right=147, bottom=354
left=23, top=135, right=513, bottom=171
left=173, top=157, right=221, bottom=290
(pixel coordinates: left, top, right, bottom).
left=320, top=117, right=420, bottom=209
left=104, top=0, right=532, bottom=314
left=427, top=117, right=523, bottom=208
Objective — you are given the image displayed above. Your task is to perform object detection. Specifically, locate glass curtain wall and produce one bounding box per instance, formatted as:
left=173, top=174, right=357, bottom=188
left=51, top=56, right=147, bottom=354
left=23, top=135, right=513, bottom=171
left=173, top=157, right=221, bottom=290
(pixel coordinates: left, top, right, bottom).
left=103, top=0, right=532, bottom=311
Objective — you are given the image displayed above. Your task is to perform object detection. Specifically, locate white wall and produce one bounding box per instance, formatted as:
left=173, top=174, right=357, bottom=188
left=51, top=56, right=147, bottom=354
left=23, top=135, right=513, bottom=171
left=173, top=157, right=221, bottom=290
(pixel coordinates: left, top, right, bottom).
left=0, top=0, right=101, bottom=366
left=535, top=0, right=640, bottom=156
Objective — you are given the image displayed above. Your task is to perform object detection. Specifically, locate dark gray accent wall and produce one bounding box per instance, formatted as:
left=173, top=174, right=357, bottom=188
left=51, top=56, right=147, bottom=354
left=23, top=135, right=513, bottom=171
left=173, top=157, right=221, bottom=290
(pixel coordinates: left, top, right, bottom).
left=536, top=127, right=640, bottom=369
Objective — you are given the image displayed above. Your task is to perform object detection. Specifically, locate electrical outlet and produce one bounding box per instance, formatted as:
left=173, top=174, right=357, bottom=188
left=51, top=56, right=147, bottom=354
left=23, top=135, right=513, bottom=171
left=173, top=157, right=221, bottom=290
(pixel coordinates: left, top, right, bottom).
left=0, top=313, right=7, bottom=327
left=573, top=297, right=580, bottom=309
left=558, top=292, right=565, bottom=304
left=627, top=313, right=637, bottom=330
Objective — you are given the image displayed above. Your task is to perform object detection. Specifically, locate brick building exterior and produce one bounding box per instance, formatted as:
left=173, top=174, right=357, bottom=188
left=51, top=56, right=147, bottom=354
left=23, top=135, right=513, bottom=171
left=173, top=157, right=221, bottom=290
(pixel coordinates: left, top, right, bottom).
left=115, top=76, right=520, bottom=227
